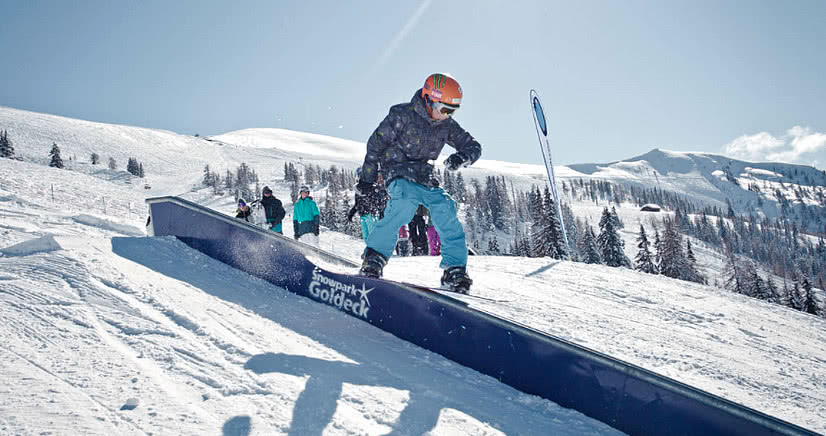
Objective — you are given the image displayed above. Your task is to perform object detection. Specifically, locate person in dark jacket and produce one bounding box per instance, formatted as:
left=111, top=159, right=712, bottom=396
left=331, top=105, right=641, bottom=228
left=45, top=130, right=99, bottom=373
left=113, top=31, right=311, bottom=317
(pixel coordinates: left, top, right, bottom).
left=260, top=186, right=286, bottom=233
left=235, top=198, right=252, bottom=222
left=395, top=225, right=410, bottom=256
left=293, top=185, right=320, bottom=245
left=356, top=73, right=482, bottom=293
left=347, top=170, right=389, bottom=242
left=408, top=208, right=428, bottom=256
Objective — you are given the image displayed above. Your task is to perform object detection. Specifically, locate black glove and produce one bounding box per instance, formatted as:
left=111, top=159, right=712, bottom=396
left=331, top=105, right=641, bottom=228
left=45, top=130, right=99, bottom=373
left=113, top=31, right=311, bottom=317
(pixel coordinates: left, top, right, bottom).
left=443, top=153, right=469, bottom=171
left=355, top=180, right=375, bottom=196
left=294, top=233, right=299, bottom=240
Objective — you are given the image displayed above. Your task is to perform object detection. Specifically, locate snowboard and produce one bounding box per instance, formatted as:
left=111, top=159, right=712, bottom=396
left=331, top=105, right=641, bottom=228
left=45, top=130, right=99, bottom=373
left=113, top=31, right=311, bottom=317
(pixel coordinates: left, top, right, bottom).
left=358, top=274, right=512, bottom=304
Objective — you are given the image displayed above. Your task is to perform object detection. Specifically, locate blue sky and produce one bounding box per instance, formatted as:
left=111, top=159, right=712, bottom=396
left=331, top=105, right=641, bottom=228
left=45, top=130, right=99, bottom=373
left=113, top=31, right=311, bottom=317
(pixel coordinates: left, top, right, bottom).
left=2, top=0, right=825, bottom=168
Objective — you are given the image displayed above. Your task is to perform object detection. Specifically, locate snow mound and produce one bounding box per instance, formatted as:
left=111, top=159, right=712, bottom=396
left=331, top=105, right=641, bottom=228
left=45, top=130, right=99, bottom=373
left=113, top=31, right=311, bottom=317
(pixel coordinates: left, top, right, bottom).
left=71, top=214, right=145, bottom=236
left=0, top=234, right=62, bottom=256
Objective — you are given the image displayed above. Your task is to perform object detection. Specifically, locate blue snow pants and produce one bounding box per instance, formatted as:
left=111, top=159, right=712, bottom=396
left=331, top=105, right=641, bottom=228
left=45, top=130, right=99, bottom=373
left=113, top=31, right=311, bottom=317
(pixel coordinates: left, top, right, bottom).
left=365, top=179, right=467, bottom=269
left=359, top=214, right=378, bottom=242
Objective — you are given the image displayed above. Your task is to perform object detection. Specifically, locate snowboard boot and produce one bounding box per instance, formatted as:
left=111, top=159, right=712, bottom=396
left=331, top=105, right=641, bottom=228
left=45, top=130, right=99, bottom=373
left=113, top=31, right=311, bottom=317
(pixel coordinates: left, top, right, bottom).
left=441, top=266, right=472, bottom=294
left=359, top=248, right=388, bottom=278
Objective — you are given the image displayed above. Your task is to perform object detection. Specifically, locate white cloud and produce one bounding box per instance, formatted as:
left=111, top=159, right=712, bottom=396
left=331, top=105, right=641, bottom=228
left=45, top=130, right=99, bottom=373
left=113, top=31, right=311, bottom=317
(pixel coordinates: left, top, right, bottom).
left=722, top=126, right=826, bottom=169
left=723, top=132, right=784, bottom=160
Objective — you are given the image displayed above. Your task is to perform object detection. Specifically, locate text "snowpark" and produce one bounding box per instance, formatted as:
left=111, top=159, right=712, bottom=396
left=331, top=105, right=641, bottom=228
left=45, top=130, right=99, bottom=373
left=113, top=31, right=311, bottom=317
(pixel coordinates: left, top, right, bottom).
left=308, top=268, right=372, bottom=318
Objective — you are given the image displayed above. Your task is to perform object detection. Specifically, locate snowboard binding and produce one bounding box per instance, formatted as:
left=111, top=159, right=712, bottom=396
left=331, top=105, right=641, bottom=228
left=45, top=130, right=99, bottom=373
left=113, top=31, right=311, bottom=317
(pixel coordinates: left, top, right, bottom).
left=440, top=266, right=472, bottom=294
left=359, top=248, right=388, bottom=278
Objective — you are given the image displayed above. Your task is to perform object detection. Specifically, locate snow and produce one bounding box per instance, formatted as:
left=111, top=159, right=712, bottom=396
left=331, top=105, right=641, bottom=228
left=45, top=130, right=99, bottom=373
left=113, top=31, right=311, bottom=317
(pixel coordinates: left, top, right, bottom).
left=0, top=233, right=61, bottom=256
left=744, top=167, right=783, bottom=178
left=1, top=107, right=825, bottom=434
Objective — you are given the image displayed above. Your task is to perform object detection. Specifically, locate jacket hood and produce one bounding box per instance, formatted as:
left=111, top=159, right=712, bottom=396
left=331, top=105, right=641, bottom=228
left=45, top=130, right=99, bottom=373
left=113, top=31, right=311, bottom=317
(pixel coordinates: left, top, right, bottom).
left=410, top=90, right=445, bottom=125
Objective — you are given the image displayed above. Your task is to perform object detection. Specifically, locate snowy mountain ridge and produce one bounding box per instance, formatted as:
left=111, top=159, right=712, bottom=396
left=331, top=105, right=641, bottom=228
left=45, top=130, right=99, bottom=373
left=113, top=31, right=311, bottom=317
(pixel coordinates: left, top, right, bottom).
left=568, top=148, right=826, bottom=225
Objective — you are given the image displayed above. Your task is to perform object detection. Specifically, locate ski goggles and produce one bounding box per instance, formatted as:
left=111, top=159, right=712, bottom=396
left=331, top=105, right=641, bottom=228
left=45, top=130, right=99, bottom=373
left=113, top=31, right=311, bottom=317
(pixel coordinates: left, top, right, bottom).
left=432, top=100, right=459, bottom=116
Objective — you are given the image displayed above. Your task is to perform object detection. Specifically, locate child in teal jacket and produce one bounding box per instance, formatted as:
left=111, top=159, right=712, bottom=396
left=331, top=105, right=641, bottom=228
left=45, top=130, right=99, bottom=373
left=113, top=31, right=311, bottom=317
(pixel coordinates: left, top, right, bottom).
left=293, top=185, right=320, bottom=243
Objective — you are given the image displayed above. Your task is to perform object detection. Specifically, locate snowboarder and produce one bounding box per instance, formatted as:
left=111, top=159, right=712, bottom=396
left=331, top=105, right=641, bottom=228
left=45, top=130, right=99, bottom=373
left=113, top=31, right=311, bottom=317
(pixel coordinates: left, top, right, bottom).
left=356, top=73, right=482, bottom=293
left=427, top=224, right=441, bottom=256
left=260, top=186, right=286, bottom=233
left=293, top=185, right=320, bottom=245
left=235, top=198, right=252, bottom=222
left=408, top=209, right=428, bottom=256
left=347, top=169, right=388, bottom=242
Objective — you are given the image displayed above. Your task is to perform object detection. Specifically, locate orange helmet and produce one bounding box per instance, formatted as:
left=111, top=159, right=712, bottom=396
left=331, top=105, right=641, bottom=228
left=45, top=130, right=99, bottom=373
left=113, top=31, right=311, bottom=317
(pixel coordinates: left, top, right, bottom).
left=421, top=73, right=462, bottom=107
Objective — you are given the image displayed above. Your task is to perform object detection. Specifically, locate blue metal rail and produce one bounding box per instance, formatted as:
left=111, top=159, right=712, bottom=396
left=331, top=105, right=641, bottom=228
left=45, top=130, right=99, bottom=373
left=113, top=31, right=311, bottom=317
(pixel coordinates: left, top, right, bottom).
left=145, top=196, right=818, bottom=436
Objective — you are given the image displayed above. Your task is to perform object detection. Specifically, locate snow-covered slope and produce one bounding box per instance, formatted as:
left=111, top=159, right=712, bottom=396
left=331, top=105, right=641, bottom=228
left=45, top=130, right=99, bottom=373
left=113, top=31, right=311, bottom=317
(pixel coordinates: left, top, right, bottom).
left=568, top=148, right=826, bottom=223
left=2, top=107, right=826, bottom=434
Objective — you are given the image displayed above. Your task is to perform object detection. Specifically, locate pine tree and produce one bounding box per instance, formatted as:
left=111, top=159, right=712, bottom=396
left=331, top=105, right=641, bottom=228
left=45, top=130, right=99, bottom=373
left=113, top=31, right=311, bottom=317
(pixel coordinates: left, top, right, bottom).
left=0, top=130, right=16, bottom=158
left=765, top=277, right=780, bottom=304
left=224, top=170, right=233, bottom=190
left=743, top=261, right=769, bottom=300
left=789, top=279, right=803, bottom=310
left=801, top=275, right=819, bottom=315
left=108, top=157, right=117, bottom=170
left=290, top=181, right=299, bottom=202
left=519, top=235, right=532, bottom=258
left=305, top=165, right=316, bottom=186
left=127, top=157, right=138, bottom=175
left=464, top=206, right=476, bottom=239
left=561, top=203, right=579, bottom=259
left=634, top=224, right=657, bottom=274
left=48, top=142, right=64, bottom=168
left=684, top=239, right=704, bottom=284
left=653, top=229, right=663, bottom=273
left=610, top=206, right=624, bottom=229
left=203, top=165, right=213, bottom=186
left=455, top=172, right=467, bottom=204
left=582, top=224, right=601, bottom=264
left=597, top=207, right=626, bottom=267
left=530, top=187, right=545, bottom=257
left=658, top=218, right=685, bottom=279
left=320, top=194, right=338, bottom=231
left=485, top=176, right=505, bottom=231
left=488, top=236, right=500, bottom=254
left=211, top=172, right=222, bottom=194
left=138, top=163, right=145, bottom=178
left=443, top=170, right=454, bottom=197
left=90, top=152, right=100, bottom=165
left=542, top=187, right=566, bottom=259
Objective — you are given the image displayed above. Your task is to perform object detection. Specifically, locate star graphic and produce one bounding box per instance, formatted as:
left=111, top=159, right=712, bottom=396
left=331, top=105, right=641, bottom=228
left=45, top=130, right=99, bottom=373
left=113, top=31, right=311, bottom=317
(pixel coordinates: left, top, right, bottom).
left=357, top=283, right=373, bottom=306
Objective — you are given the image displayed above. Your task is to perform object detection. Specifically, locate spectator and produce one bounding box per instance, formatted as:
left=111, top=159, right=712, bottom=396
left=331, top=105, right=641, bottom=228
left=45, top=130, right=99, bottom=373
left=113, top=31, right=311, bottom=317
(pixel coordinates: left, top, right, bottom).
left=235, top=198, right=252, bottom=222
left=293, top=185, right=320, bottom=246
left=261, top=186, right=286, bottom=233
left=396, top=225, right=410, bottom=256
left=408, top=206, right=429, bottom=256
left=427, top=224, right=441, bottom=256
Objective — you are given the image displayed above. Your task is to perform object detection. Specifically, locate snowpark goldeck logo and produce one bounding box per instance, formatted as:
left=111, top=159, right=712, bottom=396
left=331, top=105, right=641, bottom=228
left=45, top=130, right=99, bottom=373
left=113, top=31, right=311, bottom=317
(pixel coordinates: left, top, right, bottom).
left=308, top=268, right=373, bottom=319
